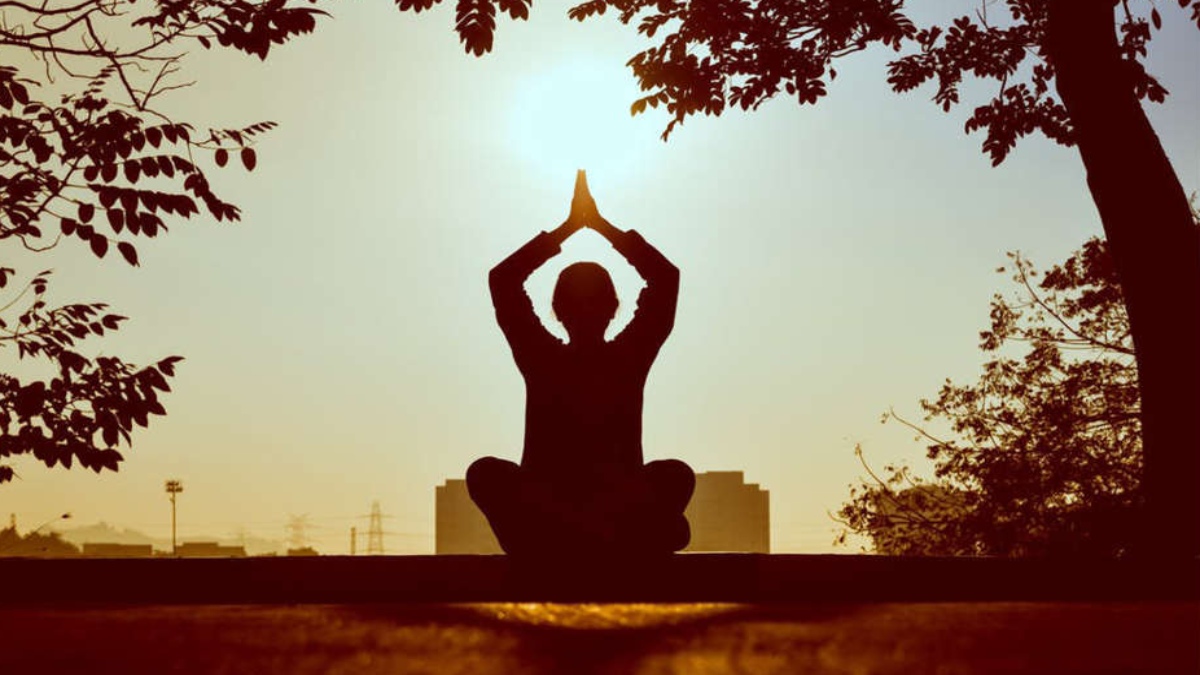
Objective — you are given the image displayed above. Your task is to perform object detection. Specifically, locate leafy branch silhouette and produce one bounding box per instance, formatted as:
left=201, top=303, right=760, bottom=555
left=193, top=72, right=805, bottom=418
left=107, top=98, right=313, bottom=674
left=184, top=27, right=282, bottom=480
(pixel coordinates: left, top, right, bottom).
left=1, top=0, right=329, bottom=481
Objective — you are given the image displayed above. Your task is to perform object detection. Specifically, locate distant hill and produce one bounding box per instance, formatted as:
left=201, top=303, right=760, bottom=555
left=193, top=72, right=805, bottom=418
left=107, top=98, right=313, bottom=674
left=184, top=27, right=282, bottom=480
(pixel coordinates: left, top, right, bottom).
left=57, top=522, right=156, bottom=547
left=55, top=522, right=284, bottom=556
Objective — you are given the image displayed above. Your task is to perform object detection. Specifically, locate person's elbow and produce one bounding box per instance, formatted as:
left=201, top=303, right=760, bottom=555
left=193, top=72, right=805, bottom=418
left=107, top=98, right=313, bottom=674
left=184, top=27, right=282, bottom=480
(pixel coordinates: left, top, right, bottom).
left=488, top=265, right=511, bottom=295
left=657, top=261, right=680, bottom=291
left=664, top=260, right=680, bottom=282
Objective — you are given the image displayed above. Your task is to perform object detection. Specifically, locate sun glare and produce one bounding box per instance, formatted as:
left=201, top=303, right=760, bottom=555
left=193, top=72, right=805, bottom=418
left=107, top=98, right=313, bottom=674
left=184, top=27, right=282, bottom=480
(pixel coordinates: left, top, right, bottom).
left=508, top=58, right=660, bottom=188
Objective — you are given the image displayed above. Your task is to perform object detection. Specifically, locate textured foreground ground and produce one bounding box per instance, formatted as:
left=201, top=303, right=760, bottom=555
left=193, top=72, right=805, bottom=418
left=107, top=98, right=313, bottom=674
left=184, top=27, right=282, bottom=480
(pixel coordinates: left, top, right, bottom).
left=2, top=602, right=1197, bottom=674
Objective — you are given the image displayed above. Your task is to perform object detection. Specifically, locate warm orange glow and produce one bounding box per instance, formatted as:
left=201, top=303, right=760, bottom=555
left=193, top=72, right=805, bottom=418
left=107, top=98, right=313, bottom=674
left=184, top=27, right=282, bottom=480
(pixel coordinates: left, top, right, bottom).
left=468, top=603, right=742, bottom=629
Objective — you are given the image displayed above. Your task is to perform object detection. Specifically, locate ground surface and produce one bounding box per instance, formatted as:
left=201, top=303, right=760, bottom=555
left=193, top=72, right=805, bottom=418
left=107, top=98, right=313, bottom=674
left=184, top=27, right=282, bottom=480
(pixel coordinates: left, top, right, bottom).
left=2, top=602, right=1197, bottom=674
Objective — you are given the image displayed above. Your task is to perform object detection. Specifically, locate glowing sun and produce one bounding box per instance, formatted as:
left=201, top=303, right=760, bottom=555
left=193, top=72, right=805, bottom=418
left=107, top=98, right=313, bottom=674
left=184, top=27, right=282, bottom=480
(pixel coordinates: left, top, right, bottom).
left=508, top=57, right=660, bottom=187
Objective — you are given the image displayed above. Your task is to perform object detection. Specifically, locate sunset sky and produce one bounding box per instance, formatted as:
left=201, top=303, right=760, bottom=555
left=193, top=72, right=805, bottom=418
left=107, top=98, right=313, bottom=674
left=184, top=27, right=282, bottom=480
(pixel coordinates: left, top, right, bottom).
left=4, top=2, right=1198, bottom=553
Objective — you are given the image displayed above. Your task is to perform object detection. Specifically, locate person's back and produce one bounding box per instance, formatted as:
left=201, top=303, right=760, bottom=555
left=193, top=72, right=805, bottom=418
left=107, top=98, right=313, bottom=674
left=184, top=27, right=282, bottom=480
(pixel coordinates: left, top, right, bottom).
left=467, top=172, right=693, bottom=557
left=520, top=338, right=649, bottom=475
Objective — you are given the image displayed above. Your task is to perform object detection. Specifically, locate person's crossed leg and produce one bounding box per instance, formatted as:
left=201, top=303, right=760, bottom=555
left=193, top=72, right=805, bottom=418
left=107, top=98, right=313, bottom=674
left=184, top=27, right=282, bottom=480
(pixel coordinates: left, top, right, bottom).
left=467, top=455, right=694, bottom=556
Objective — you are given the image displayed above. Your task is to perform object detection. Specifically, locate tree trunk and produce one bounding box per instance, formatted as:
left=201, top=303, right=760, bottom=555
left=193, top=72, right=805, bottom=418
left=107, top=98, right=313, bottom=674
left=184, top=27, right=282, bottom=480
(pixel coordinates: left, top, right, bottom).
left=1047, top=0, right=1200, bottom=558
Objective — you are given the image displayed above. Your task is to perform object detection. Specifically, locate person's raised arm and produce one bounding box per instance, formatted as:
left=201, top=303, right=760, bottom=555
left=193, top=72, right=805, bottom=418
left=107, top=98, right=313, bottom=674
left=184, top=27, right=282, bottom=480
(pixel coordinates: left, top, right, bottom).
left=571, top=171, right=678, bottom=291
left=489, top=219, right=578, bottom=354
left=489, top=219, right=576, bottom=292
left=569, top=171, right=679, bottom=350
left=489, top=177, right=593, bottom=357
left=590, top=215, right=679, bottom=352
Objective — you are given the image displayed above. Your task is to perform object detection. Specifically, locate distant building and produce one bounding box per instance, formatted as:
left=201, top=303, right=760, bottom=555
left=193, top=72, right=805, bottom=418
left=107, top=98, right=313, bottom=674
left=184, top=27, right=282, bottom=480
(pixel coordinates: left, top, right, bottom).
left=175, top=541, right=247, bottom=558
left=286, top=547, right=319, bottom=557
left=684, top=471, right=770, bottom=553
left=435, top=479, right=502, bottom=554
left=434, top=470, right=769, bottom=554
left=82, top=542, right=153, bottom=558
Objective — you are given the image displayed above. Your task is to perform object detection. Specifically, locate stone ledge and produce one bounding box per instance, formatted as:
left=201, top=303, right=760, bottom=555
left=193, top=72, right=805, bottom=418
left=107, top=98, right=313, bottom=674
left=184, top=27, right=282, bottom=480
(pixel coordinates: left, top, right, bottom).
left=1, top=554, right=1195, bottom=604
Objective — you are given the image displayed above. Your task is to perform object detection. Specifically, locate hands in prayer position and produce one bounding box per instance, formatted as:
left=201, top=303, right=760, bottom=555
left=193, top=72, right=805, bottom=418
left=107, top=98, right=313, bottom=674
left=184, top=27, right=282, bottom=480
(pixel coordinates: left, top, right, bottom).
left=547, top=170, right=625, bottom=249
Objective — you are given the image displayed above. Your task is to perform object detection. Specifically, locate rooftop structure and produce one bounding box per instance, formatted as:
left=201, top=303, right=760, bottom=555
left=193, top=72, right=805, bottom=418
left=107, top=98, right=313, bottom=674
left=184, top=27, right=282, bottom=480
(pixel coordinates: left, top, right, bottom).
left=175, top=542, right=247, bottom=558
left=82, top=542, right=154, bottom=558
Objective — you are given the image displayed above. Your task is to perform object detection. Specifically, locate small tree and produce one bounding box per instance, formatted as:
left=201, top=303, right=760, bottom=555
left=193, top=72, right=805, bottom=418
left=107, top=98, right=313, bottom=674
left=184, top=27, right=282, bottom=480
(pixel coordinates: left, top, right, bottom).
left=1, top=0, right=328, bottom=482
left=836, top=238, right=1143, bottom=557
left=0, top=521, right=80, bottom=557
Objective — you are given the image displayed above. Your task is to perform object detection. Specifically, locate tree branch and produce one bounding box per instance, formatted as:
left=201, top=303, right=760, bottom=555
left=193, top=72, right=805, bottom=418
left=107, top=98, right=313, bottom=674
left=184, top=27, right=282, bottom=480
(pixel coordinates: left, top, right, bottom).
left=0, top=0, right=96, bottom=16
left=1012, top=253, right=1134, bottom=355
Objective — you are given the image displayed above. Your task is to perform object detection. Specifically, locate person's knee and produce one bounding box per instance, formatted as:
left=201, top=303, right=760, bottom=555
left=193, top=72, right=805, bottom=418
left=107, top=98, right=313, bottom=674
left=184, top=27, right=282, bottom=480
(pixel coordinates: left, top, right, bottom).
left=665, top=513, right=691, bottom=553
left=646, top=459, right=695, bottom=498
left=467, top=456, right=519, bottom=507
left=647, top=458, right=693, bottom=480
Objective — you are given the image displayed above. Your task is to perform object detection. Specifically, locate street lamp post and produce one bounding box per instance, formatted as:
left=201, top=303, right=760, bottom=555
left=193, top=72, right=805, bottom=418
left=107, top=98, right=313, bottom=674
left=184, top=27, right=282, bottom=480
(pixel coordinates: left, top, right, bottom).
left=165, top=480, right=183, bottom=555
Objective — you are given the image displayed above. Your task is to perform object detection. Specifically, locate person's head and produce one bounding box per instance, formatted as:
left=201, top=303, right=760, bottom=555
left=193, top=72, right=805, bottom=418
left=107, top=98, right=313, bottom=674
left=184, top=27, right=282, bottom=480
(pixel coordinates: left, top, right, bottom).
left=552, top=262, right=618, bottom=342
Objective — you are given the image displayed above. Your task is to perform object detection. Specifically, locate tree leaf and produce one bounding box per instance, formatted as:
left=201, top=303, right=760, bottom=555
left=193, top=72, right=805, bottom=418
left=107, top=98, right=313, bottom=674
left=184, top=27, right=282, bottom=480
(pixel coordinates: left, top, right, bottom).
left=241, top=147, right=257, bottom=171
left=79, top=203, right=95, bottom=223
left=106, top=208, right=124, bottom=233
left=10, top=82, right=29, bottom=105
left=214, top=148, right=229, bottom=167
left=102, top=421, right=118, bottom=448
left=118, top=241, right=139, bottom=267
left=89, top=235, right=109, bottom=258
left=158, top=356, right=184, bottom=376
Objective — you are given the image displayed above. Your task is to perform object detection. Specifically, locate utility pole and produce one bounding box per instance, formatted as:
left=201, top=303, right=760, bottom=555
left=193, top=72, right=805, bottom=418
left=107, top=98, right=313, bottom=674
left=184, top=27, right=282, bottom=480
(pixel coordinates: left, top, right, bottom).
left=165, top=480, right=183, bottom=555
left=350, top=526, right=357, bottom=556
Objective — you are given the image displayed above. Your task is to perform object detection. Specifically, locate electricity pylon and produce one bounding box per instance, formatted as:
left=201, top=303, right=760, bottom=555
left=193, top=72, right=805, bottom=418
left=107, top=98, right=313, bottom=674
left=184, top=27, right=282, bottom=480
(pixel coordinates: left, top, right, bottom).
left=367, top=501, right=384, bottom=555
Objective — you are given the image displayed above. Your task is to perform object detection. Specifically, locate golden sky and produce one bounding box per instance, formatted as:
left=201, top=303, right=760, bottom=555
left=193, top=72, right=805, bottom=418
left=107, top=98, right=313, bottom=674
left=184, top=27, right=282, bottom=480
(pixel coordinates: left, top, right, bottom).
left=4, top=2, right=1199, bottom=553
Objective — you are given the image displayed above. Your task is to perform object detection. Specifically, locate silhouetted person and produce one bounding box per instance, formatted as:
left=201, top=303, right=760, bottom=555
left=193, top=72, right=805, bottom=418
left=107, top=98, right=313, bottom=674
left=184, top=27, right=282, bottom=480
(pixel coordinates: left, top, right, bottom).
left=468, top=172, right=695, bottom=557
